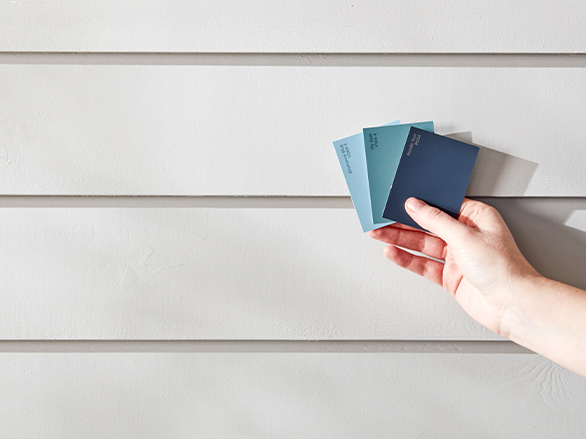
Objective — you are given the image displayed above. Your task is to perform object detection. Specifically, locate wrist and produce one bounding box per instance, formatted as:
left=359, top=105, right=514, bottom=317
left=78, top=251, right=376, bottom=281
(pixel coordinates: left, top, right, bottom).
left=496, top=273, right=586, bottom=377
left=495, top=272, right=547, bottom=343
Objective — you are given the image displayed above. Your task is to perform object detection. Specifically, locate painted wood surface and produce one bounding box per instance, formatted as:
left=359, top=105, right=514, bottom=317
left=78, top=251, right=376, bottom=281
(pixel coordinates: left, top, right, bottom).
left=1, top=64, right=585, bottom=196
left=0, top=206, right=493, bottom=340
left=1, top=0, right=585, bottom=53
left=2, top=198, right=586, bottom=341
left=2, top=1, right=585, bottom=434
left=1, top=352, right=585, bottom=438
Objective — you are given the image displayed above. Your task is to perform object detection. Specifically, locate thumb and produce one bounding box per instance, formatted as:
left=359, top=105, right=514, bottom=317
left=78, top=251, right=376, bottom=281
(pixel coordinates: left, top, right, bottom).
left=405, top=198, right=470, bottom=244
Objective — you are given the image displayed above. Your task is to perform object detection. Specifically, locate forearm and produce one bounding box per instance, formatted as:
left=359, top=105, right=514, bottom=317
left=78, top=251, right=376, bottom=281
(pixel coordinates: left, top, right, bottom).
left=501, top=275, right=586, bottom=377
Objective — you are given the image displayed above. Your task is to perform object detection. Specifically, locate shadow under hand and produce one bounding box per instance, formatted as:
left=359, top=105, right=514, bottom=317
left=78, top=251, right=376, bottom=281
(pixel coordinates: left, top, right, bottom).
left=480, top=198, right=586, bottom=291
left=446, top=132, right=539, bottom=196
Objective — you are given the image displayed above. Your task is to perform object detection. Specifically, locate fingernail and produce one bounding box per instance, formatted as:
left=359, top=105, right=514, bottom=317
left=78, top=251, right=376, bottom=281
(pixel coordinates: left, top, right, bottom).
left=406, top=198, right=425, bottom=213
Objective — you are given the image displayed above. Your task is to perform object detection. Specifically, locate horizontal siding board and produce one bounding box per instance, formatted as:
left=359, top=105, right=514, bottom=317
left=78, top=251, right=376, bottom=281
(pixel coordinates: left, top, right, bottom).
left=2, top=197, right=585, bottom=341
left=1, top=1, right=585, bottom=53
left=1, top=352, right=585, bottom=437
left=490, top=198, right=586, bottom=293
left=1, top=65, right=586, bottom=196
left=0, top=207, right=495, bottom=340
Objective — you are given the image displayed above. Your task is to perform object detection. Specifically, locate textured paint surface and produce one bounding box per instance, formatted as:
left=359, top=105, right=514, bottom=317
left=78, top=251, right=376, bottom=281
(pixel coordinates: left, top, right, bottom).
left=1, top=0, right=585, bottom=53
left=1, top=353, right=585, bottom=438
left=1, top=1, right=586, bottom=435
left=2, top=199, right=586, bottom=340
left=0, top=207, right=492, bottom=340
left=0, top=65, right=584, bottom=196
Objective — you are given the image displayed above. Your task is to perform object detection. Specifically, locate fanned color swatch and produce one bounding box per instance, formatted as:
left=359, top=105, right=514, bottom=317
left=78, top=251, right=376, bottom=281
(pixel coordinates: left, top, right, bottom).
left=334, top=122, right=478, bottom=232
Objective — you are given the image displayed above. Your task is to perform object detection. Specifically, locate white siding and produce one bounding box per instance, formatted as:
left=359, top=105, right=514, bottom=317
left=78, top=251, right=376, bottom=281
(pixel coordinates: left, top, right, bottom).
left=1, top=64, right=585, bottom=196
left=1, top=0, right=585, bottom=53
left=0, top=206, right=493, bottom=340
left=1, top=1, right=585, bottom=436
left=2, top=198, right=586, bottom=340
left=1, top=351, right=585, bottom=438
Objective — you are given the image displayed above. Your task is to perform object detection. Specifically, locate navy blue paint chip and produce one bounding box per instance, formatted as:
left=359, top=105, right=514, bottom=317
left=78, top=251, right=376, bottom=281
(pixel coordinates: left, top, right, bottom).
left=382, top=127, right=479, bottom=231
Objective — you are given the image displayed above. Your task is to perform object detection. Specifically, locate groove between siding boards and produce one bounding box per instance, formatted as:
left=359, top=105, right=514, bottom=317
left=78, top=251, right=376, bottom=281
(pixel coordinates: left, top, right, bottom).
left=1, top=53, right=586, bottom=67
left=0, top=340, right=531, bottom=354
left=0, top=196, right=352, bottom=208
left=0, top=196, right=584, bottom=209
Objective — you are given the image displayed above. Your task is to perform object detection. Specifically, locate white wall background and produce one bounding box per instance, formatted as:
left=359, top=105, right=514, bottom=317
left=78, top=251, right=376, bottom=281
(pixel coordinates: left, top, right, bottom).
left=1, top=1, right=586, bottom=437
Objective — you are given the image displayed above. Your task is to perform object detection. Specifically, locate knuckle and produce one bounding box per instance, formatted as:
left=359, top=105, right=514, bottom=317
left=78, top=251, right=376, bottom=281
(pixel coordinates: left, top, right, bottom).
left=484, top=205, right=499, bottom=217
left=484, top=205, right=507, bottom=225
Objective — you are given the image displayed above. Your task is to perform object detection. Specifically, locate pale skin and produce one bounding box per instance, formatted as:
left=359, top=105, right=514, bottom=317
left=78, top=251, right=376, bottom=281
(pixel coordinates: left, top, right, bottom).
left=369, top=197, right=586, bottom=378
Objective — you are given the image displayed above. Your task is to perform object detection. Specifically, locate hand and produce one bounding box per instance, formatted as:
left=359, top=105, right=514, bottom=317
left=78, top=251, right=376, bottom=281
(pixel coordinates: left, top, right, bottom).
left=368, top=198, right=540, bottom=336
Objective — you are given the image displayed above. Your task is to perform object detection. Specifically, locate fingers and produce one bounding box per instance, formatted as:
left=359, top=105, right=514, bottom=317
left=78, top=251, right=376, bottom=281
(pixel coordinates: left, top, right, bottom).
left=405, top=198, right=472, bottom=245
left=378, top=222, right=421, bottom=232
left=384, top=245, right=444, bottom=286
left=369, top=225, right=447, bottom=260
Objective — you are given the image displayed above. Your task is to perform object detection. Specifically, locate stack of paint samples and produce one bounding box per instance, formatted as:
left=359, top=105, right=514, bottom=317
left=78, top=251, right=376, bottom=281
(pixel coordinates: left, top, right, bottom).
left=333, top=121, right=479, bottom=232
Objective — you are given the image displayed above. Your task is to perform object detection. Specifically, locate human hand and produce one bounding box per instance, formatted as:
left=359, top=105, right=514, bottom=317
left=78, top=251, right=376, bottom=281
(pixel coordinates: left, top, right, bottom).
left=368, top=198, right=541, bottom=336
